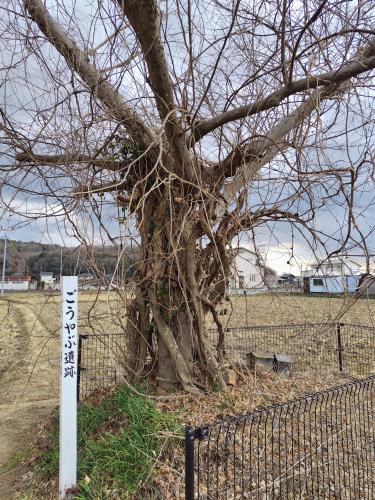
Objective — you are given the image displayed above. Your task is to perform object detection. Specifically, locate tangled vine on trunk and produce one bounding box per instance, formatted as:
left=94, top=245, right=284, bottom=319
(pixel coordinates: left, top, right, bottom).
left=124, top=175, right=232, bottom=390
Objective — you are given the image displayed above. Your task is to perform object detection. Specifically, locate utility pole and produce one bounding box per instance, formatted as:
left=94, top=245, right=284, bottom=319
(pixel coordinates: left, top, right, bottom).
left=1, top=234, right=7, bottom=296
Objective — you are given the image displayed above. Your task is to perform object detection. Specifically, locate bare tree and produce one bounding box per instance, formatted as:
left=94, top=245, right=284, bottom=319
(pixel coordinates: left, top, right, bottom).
left=1, top=0, right=375, bottom=390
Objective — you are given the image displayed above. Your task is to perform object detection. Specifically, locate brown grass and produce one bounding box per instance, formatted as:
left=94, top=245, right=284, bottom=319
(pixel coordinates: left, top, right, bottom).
left=211, top=292, right=375, bottom=328
left=152, top=369, right=360, bottom=499
left=2, top=291, right=375, bottom=498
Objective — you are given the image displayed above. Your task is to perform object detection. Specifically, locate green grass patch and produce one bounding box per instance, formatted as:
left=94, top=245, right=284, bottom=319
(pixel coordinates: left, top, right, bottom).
left=0, top=448, right=32, bottom=474
left=36, top=385, right=182, bottom=498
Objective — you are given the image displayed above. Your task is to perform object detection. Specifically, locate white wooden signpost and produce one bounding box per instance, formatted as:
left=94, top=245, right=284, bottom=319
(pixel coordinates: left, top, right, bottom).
left=59, top=276, right=78, bottom=499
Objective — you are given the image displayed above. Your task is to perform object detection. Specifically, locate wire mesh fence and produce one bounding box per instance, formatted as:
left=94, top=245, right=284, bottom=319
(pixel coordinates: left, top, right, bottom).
left=208, top=322, right=375, bottom=376
left=186, top=375, right=375, bottom=499
left=339, top=323, right=375, bottom=375
left=77, top=322, right=375, bottom=400
left=77, top=333, right=129, bottom=400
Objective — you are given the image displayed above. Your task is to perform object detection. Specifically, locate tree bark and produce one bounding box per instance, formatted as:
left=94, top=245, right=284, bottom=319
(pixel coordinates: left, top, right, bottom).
left=129, top=184, right=230, bottom=391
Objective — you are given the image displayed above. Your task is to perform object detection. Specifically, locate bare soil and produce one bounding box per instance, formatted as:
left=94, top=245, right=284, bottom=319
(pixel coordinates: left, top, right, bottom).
left=0, top=298, right=59, bottom=499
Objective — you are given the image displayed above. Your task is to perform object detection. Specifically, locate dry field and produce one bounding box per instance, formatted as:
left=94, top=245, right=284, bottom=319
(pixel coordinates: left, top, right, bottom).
left=211, top=292, right=375, bottom=327
left=0, top=291, right=375, bottom=497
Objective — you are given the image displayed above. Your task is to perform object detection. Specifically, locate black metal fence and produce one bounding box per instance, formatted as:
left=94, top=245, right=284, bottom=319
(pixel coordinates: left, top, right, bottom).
left=208, top=322, right=375, bottom=376
left=76, top=322, right=375, bottom=400
left=185, top=375, right=375, bottom=499
left=77, top=333, right=128, bottom=400
left=75, top=327, right=375, bottom=497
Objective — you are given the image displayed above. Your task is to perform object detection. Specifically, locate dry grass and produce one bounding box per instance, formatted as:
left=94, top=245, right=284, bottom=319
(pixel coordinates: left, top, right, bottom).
left=1, top=291, right=375, bottom=498
left=1, top=291, right=374, bottom=407
left=1, top=290, right=373, bottom=411
left=152, top=369, right=360, bottom=499
left=1, top=290, right=128, bottom=335
left=4, top=289, right=375, bottom=335
left=212, top=292, right=375, bottom=328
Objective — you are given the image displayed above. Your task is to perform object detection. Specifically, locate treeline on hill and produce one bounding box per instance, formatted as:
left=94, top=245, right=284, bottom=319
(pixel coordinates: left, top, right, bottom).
left=0, top=239, right=140, bottom=278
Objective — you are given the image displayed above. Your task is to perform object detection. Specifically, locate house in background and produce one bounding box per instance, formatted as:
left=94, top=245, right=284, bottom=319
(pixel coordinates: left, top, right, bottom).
left=264, top=273, right=279, bottom=289
left=228, top=247, right=265, bottom=294
left=40, top=271, right=56, bottom=289
left=308, top=257, right=363, bottom=276
left=0, top=275, right=38, bottom=291
left=78, top=272, right=99, bottom=290
left=277, top=273, right=301, bottom=286
left=302, top=256, right=363, bottom=294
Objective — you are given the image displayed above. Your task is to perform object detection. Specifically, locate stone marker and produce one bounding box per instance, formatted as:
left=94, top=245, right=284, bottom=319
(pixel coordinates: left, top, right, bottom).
left=274, top=353, right=293, bottom=375
left=247, top=351, right=293, bottom=375
left=247, top=351, right=276, bottom=371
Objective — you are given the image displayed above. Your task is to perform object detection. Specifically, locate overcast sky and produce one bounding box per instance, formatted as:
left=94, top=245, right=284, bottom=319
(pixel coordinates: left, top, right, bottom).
left=1, top=1, right=375, bottom=276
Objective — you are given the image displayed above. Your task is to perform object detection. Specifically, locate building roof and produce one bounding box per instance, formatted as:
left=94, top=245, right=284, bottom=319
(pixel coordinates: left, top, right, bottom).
left=3, top=275, right=34, bottom=282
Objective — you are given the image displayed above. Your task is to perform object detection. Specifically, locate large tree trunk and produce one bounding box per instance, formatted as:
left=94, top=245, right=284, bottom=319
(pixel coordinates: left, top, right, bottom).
left=126, top=188, right=228, bottom=391
left=156, top=295, right=193, bottom=389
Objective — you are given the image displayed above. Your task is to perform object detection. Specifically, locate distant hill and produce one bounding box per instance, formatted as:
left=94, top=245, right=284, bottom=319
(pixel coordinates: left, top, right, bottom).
left=0, top=239, right=139, bottom=278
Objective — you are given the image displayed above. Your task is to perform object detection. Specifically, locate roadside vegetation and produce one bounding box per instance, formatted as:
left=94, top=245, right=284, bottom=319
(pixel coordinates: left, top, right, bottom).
left=34, top=385, right=182, bottom=499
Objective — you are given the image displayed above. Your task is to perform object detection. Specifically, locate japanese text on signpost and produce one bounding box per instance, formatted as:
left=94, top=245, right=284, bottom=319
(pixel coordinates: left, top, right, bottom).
left=59, top=276, right=78, bottom=499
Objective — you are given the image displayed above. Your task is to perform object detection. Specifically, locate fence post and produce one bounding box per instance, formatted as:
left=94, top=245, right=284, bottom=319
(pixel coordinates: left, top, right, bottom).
left=77, top=335, right=83, bottom=403
left=185, top=426, right=196, bottom=500
left=337, top=323, right=344, bottom=372
left=77, top=335, right=88, bottom=402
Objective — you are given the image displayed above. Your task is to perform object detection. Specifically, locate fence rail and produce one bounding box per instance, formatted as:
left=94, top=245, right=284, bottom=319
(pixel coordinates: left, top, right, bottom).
left=77, top=322, right=375, bottom=400
left=186, top=375, right=375, bottom=499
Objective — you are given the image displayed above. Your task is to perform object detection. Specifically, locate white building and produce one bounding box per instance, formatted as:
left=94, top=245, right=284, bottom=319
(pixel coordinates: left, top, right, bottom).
left=302, top=257, right=363, bottom=277
left=228, top=247, right=265, bottom=294
left=40, top=271, right=56, bottom=288
left=307, top=275, right=360, bottom=294
left=78, top=272, right=99, bottom=290
left=303, top=257, right=363, bottom=294
left=0, top=275, right=37, bottom=291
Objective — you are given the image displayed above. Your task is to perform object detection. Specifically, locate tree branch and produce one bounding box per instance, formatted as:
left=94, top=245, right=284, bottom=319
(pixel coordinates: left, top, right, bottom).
left=190, top=36, right=375, bottom=144
left=15, top=151, right=133, bottom=171
left=23, top=0, right=154, bottom=151
left=221, top=85, right=337, bottom=200
left=73, top=180, right=126, bottom=197
left=117, top=0, right=195, bottom=181
left=212, top=36, right=375, bottom=207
